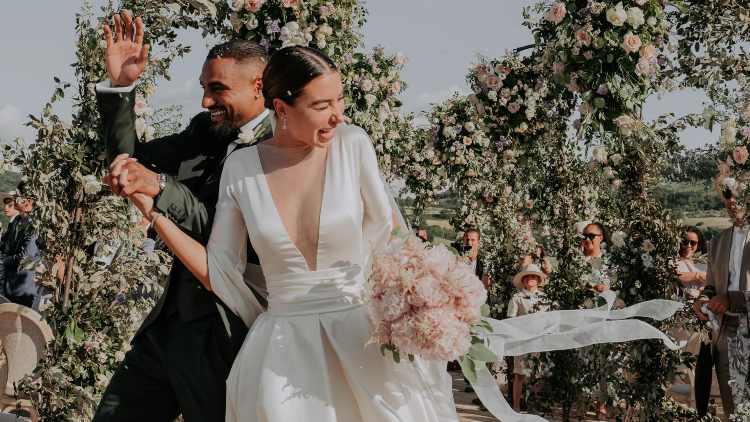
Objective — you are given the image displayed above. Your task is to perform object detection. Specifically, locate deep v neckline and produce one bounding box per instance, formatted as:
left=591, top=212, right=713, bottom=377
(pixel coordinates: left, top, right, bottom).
left=254, top=142, right=332, bottom=272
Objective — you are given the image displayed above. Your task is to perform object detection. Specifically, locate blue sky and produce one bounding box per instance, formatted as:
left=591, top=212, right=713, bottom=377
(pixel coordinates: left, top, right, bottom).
left=0, top=0, right=714, bottom=147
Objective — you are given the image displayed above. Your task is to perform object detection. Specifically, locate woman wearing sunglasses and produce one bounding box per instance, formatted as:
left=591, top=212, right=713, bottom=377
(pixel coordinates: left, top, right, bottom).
left=676, top=226, right=706, bottom=300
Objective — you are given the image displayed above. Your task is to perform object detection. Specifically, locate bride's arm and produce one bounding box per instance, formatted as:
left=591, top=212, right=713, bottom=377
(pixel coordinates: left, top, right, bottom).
left=149, top=211, right=212, bottom=289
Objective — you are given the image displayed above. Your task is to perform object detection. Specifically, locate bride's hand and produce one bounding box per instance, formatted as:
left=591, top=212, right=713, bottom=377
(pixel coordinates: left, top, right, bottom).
left=130, top=192, right=155, bottom=220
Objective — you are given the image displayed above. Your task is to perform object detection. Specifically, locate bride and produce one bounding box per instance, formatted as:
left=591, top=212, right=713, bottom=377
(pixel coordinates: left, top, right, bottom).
left=127, top=46, right=683, bottom=421
left=130, top=45, right=460, bottom=421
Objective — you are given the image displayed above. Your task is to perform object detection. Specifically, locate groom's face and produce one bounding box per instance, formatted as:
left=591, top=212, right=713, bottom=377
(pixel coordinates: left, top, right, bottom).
left=200, top=57, right=264, bottom=129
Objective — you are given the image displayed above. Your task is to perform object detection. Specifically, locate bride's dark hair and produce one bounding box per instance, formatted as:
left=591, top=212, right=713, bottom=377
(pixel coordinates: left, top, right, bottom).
left=262, top=46, right=338, bottom=110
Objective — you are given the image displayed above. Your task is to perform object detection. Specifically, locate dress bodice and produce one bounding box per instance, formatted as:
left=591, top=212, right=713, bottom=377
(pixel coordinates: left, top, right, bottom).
left=206, top=124, right=393, bottom=326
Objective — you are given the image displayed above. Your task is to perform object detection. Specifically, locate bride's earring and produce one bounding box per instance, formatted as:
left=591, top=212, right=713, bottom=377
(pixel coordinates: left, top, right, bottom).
left=282, top=115, right=288, bottom=130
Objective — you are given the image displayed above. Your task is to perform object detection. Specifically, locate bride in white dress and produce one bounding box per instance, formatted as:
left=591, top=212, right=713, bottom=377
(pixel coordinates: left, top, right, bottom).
left=132, top=46, right=459, bottom=421
left=128, top=46, right=684, bottom=422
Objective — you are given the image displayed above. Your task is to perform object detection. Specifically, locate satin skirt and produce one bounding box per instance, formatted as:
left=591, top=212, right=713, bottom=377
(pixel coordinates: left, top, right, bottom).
left=225, top=266, right=459, bottom=422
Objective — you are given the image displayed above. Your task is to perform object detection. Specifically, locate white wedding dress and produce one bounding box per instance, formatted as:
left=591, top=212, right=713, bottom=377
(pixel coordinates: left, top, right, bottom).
left=206, top=123, right=684, bottom=422
left=207, top=124, right=459, bottom=422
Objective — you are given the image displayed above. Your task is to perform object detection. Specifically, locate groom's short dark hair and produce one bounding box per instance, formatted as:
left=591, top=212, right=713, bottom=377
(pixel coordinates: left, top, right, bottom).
left=206, top=40, right=267, bottom=65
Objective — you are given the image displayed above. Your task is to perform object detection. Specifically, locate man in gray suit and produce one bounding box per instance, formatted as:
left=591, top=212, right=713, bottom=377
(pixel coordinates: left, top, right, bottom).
left=694, top=187, right=749, bottom=416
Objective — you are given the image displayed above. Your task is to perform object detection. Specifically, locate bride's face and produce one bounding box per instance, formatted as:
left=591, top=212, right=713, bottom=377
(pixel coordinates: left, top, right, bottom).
left=282, top=71, right=345, bottom=148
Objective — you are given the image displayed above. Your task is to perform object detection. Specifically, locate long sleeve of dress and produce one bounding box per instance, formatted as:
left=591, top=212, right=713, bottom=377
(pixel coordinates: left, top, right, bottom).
left=207, top=165, right=264, bottom=328
left=357, top=129, right=393, bottom=263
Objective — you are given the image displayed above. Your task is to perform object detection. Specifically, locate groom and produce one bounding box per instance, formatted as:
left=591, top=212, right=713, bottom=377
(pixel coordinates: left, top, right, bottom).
left=93, top=11, right=272, bottom=422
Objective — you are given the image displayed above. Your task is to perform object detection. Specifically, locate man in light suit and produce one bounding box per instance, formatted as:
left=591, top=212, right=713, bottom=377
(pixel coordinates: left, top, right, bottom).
left=694, top=187, right=749, bottom=416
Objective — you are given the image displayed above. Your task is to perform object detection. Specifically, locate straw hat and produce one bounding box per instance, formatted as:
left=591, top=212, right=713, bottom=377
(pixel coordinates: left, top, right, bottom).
left=512, top=263, right=548, bottom=290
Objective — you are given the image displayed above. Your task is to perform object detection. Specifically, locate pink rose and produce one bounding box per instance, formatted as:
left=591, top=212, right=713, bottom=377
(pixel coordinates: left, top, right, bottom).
left=639, top=44, right=657, bottom=60
left=734, top=146, right=749, bottom=165
left=390, top=81, right=402, bottom=94
left=485, top=75, right=500, bottom=89
left=245, top=0, right=264, bottom=12
left=552, top=62, right=565, bottom=75
left=281, top=0, right=299, bottom=7
left=545, top=2, right=567, bottom=24
left=583, top=51, right=594, bottom=60
left=507, top=102, right=521, bottom=113
left=743, top=127, right=750, bottom=139
left=622, top=32, right=642, bottom=54
left=575, top=29, right=592, bottom=46
left=635, top=57, right=654, bottom=76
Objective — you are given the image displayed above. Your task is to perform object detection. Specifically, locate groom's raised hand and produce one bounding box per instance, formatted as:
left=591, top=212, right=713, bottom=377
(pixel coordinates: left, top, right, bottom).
left=102, top=10, right=150, bottom=87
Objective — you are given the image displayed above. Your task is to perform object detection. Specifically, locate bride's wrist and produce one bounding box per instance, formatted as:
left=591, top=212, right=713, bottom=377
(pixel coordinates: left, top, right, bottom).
left=147, top=211, right=163, bottom=225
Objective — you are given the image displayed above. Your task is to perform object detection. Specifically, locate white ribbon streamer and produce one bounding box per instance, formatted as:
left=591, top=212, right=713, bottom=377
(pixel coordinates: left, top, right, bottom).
left=469, top=291, right=684, bottom=421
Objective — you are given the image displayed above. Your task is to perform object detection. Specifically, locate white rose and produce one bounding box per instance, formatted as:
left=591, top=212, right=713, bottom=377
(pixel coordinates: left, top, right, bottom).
left=82, top=175, right=102, bottom=195
left=464, top=122, right=476, bottom=133
left=641, top=239, right=656, bottom=252
left=365, top=94, right=377, bottom=107
left=626, top=7, right=645, bottom=29
left=487, top=90, right=497, bottom=101
left=610, top=153, right=623, bottom=166
left=227, top=0, right=244, bottom=11
left=592, top=146, right=608, bottom=164
left=606, top=3, right=628, bottom=27
left=603, top=166, right=615, bottom=179
left=611, top=231, right=627, bottom=248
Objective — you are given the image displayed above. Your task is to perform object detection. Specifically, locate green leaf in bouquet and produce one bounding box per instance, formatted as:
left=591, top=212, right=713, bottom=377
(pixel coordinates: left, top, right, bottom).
left=468, top=342, right=497, bottom=363
left=392, top=349, right=401, bottom=364
left=459, top=356, right=477, bottom=384
left=480, top=303, right=490, bottom=317
left=380, top=344, right=388, bottom=357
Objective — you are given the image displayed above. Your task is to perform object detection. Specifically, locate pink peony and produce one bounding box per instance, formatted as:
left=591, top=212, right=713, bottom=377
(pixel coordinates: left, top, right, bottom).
left=390, top=308, right=471, bottom=361
left=507, top=102, right=521, bottom=114
left=375, top=287, right=411, bottom=322
left=552, top=62, right=565, bottom=75
left=622, top=32, right=642, bottom=54
left=423, top=244, right=456, bottom=278
left=545, top=2, right=567, bottom=24
left=409, top=274, right=450, bottom=308
left=734, top=146, right=749, bottom=165
left=635, top=57, right=655, bottom=77
left=281, top=0, right=299, bottom=7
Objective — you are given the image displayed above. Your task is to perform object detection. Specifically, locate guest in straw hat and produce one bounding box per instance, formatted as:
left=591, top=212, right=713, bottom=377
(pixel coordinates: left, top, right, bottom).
left=507, top=263, right=549, bottom=412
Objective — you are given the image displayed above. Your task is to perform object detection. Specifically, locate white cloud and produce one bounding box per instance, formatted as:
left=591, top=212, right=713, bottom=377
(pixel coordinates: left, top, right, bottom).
left=0, top=104, right=32, bottom=144
left=409, top=84, right=469, bottom=113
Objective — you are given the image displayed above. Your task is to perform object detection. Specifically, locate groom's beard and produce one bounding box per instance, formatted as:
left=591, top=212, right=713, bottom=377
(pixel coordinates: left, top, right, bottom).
left=202, top=121, right=240, bottom=157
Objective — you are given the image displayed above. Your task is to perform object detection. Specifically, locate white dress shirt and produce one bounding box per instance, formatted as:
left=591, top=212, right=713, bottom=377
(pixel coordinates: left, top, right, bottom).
left=728, top=225, right=748, bottom=292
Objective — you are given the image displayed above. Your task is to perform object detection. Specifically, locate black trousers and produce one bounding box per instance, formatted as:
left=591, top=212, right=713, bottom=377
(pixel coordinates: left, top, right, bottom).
left=92, top=305, right=248, bottom=422
left=694, top=342, right=713, bottom=416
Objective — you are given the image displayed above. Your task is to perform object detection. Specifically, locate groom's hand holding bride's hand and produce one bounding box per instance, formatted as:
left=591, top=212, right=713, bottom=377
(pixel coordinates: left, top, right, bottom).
left=104, top=153, right=161, bottom=197
left=102, top=10, right=150, bottom=87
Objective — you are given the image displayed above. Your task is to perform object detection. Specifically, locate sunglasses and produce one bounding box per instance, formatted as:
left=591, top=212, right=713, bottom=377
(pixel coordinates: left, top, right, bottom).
left=681, top=240, right=699, bottom=247
left=581, top=233, right=601, bottom=241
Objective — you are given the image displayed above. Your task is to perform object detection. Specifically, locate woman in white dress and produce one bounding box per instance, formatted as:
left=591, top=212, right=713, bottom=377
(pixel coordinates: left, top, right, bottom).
left=126, top=46, right=684, bottom=422
left=129, top=46, right=459, bottom=422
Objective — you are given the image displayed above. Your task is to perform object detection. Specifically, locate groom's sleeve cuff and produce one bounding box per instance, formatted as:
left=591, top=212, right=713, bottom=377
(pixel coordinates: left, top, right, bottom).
left=95, top=80, right=137, bottom=94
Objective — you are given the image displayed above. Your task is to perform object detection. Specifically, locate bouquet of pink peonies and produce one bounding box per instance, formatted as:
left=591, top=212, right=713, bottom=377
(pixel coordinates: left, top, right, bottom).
left=367, top=234, right=496, bottom=379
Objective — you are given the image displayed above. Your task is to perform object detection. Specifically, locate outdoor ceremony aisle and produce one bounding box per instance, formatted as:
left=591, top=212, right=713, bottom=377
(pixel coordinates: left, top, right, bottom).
left=451, top=369, right=726, bottom=422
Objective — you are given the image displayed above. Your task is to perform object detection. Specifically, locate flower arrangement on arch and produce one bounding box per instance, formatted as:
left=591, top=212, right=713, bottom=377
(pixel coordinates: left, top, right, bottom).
left=528, top=0, right=670, bottom=136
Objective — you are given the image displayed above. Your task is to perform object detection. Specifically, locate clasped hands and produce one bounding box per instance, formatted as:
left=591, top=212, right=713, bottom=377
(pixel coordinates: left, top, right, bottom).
left=103, top=153, right=159, bottom=220
left=693, top=295, right=730, bottom=321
